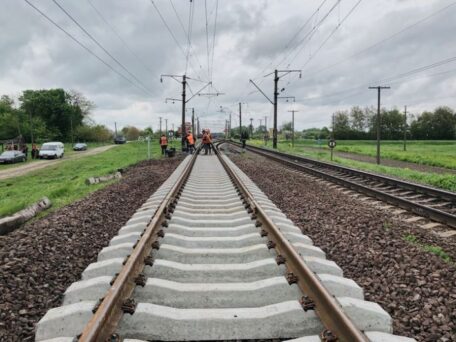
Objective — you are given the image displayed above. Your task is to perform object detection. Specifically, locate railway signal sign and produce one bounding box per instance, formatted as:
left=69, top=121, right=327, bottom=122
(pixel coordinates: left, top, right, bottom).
left=328, top=139, right=336, bottom=149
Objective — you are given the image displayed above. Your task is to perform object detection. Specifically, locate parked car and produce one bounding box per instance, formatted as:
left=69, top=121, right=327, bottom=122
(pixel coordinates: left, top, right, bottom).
left=114, top=136, right=127, bottom=144
left=0, top=151, right=26, bottom=164
left=38, top=142, right=65, bottom=159
left=73, top=143, right=88, bottom=151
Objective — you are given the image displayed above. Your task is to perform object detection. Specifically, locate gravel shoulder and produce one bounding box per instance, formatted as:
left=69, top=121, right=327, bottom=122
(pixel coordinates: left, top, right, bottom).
left=0, top=156, right=183, bottom=341
left=227, top=148, right=456, bottom=341
left=0, top=145, right=117, bottom=180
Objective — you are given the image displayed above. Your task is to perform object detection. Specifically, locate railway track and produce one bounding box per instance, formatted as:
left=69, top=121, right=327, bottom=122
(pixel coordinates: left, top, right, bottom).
left=36, top=146, right=413, bottom=341
left=225, top=142, right=456, bottom=230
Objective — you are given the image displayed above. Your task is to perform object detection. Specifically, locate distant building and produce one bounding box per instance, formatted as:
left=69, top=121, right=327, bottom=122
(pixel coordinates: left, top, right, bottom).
left=177, top=122, right=192, bottom=137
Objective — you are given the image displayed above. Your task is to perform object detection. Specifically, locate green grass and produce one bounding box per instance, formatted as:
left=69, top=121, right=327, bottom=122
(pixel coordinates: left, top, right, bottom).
left=0, top=142, right=162, bottom=218
left=248, top=140, right=456, bottom=192
left=403, top=234, right=452, bottom=263
left=0, top=142, right=110, bottom=170
left=270, top=139, right=456, bottom=169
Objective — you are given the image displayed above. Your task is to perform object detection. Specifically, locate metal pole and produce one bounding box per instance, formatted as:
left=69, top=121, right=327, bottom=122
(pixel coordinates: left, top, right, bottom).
left=376, top=88, right=381, bottom=165
left=147, top=137, right=150, bottom=159
left=250, top=118, right=253, bottom=136
left=239, top=102, right=242, bottom=140
left=292, top=110, right=295, bottom=148
left=165, top=119, right=168, bottom=139
left=369, top=86, right=390, bottom=165
left=181, top=74, right=186, bottom=151
left=331, top=113, right=335, bottom=161
left=229, top=113, right=231, bottom=138
left=273, top=69, right=278, bottom=149
left=192, top=108, right=195, bottom=137
left=159, top=117, right=162, bottom=135
left=265, top=116, right=267, bottom=131
left=403, top=105, right=407, bottom=152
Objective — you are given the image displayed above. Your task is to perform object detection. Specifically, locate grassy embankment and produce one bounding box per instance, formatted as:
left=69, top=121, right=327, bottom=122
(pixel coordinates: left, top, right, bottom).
left=249, top=140, right=456, bottom=192
left=0, top=141, right=163, bottom=218
left=0, top=142, right=109, bottom=170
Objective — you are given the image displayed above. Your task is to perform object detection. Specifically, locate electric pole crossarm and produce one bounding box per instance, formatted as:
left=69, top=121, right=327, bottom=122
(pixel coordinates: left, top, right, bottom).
left=165, top=98, right=181, bottom=103
left=160, top=74, right=182, bottom=83
left=186, top=82, right=212, bottom=103
left=197, top=92, right=225, bottom=96
left=249, top=79, right=273, bottom=104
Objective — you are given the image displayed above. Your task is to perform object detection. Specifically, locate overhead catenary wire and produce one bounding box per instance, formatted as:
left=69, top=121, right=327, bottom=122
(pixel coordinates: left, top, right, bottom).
left=150, top=0, right=207, bottom=81
left=185, top=0, right=195, bottom=74
left=253, top=0, right=329, bottom=80
left=168, top=0, right=208, bottom=80
left=23, top=0, right=150, bottom=96
left=299, top=0, right=363, bottom=70
left=305, top=1, right=456, bottom=78
left=87, top=0, right=154, bottom=75
left=209, top=0, right=219, bottom=84
left=51, top=0, right=153, bottom=94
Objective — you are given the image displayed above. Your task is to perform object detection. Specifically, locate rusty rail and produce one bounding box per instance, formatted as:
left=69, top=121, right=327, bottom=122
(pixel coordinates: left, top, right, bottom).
left=78, top=151, right=199, bottom=341
left=225, top=141, right=456, bottom=229
left=214, top=145, right=368, bottom=342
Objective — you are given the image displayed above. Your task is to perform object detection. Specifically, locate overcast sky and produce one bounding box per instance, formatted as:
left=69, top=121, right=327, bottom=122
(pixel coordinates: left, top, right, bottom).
left=1, top=0, right=456, bottom=132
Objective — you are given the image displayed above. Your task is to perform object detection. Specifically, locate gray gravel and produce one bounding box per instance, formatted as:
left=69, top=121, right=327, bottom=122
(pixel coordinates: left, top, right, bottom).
left=227, top=148, right=456, bottom=342
left=0, top=157, right=183, bottom=342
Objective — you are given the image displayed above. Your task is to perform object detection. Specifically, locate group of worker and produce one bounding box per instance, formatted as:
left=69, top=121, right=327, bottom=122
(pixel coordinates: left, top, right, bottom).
left=159, top=129, right=212, bottom=156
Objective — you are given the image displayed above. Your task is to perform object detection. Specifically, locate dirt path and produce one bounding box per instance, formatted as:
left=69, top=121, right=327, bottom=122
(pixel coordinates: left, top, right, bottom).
left=305, top=146, right=456, bottom=174
left=0, top=145, right=117, bottom=181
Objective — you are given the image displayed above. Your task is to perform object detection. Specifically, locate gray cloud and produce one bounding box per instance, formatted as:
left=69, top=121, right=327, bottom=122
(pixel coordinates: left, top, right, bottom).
left=1, top=0, right=455, bottom=132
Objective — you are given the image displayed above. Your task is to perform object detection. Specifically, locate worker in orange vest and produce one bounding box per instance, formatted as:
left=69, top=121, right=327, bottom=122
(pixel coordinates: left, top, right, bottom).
left=202, top=130, right=210, bottom=155
left=160, top=134, right=168, bottom=155
left=186, top=131, right=195, bottom=154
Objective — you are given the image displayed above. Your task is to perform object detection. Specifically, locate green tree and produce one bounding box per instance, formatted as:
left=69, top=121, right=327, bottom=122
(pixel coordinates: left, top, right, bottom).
left=19, top=89, right=91, bottom=142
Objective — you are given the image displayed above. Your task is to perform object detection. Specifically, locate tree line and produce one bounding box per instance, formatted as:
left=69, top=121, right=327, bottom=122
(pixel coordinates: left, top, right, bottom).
left=0, top=88, right=114, bottom=143
left=330, top=106, right=456, bottom=140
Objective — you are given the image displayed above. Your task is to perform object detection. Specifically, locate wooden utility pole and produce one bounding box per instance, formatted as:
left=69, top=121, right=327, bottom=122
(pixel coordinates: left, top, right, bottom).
left=368, top=86, right=390, bottom=165
left=403, top=105, right=407, bottom=152
left=288, top=109, right=299, bottom=148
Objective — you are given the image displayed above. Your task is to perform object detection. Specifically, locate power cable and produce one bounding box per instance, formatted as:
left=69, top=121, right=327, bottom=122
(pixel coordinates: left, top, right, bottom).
left=185, top=0, right=195, bottom=74
left=23, top=0, right=150, bottom=95
left=209, top=0, right=219, bottom=83
left=168, top=0, right=208, bottom=80
left=204, top=0, right=210, bottom=81
left=87, top=0, right=154, bottom=74
left=149, top=0, right=207, bottom=81
left=306, top=1, right=456, bottom=78
left=52, top=0, right=153, bottom=93
left=299, top=0, right=363, bottom=70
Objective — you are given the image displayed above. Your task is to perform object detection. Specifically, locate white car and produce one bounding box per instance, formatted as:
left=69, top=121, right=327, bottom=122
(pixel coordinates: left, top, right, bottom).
left=39, top=142, right=65, bottom=159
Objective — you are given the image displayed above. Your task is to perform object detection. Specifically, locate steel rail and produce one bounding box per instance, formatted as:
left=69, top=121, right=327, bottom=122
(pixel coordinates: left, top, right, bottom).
left=214, top=144, right=368, bottom=342
left=78, top=150, right=199, bottom=341
left=224, top=141, right=456, bottom=229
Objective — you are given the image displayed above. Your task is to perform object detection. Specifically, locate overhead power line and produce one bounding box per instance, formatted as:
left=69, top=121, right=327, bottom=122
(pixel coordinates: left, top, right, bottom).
left=150, top=0, right=207, bottom=81
left=306, top=1, right=456, bottom=78
left=87, top=0, right=154, bottom=75
left=209, top=0, right=219, bottom=83
left=23, top=0, right=150, bottom=95
left=52, top=0, right=153, bottom=94
left=299, top=0, right=363, bottom=69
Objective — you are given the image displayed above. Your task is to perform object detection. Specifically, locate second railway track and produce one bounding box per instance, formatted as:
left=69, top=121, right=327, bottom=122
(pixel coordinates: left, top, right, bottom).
left=36, top=145, right=413, bottom=342
left=226, top=142, right=456, bottom=230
